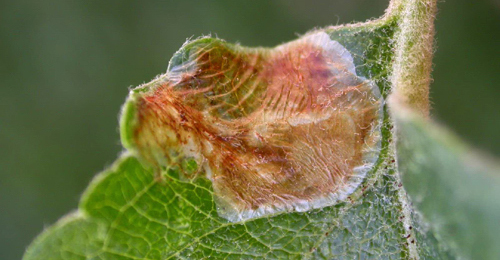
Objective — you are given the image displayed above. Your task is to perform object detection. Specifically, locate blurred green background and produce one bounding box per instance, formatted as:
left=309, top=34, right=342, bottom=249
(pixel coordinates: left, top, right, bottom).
left=1, top=0, right=498, bottom=259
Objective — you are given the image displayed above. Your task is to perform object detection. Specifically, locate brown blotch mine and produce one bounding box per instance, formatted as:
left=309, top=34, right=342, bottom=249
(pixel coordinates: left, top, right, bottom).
left=125, top=32, right=382, bottom=221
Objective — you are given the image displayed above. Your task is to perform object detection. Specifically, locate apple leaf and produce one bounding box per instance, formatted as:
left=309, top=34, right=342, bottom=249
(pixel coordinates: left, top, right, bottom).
left=24, top=0, right=498, bottom=259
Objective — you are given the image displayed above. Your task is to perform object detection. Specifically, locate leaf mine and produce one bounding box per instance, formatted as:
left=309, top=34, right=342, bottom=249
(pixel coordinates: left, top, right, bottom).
left=122, top=32, right=383, bottom=221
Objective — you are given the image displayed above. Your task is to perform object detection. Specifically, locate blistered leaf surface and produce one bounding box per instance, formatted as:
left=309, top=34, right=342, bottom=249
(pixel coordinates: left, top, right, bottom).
left=122, top=32, right=383, bottom=221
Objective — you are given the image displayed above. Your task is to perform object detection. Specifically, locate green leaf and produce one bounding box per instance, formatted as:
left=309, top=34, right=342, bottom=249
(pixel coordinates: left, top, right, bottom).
left=25, top=0, right=498, bottom=259
left=393, top=103, right=500, bottom=260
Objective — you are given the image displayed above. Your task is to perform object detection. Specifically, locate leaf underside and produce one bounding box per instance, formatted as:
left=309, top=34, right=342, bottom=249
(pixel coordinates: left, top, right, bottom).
left=394, top=108, right=500, bottom=260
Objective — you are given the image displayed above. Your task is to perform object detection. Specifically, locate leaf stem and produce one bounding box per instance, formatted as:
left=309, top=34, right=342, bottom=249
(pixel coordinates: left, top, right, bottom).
left=389, top=0, right=438, bottom=116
